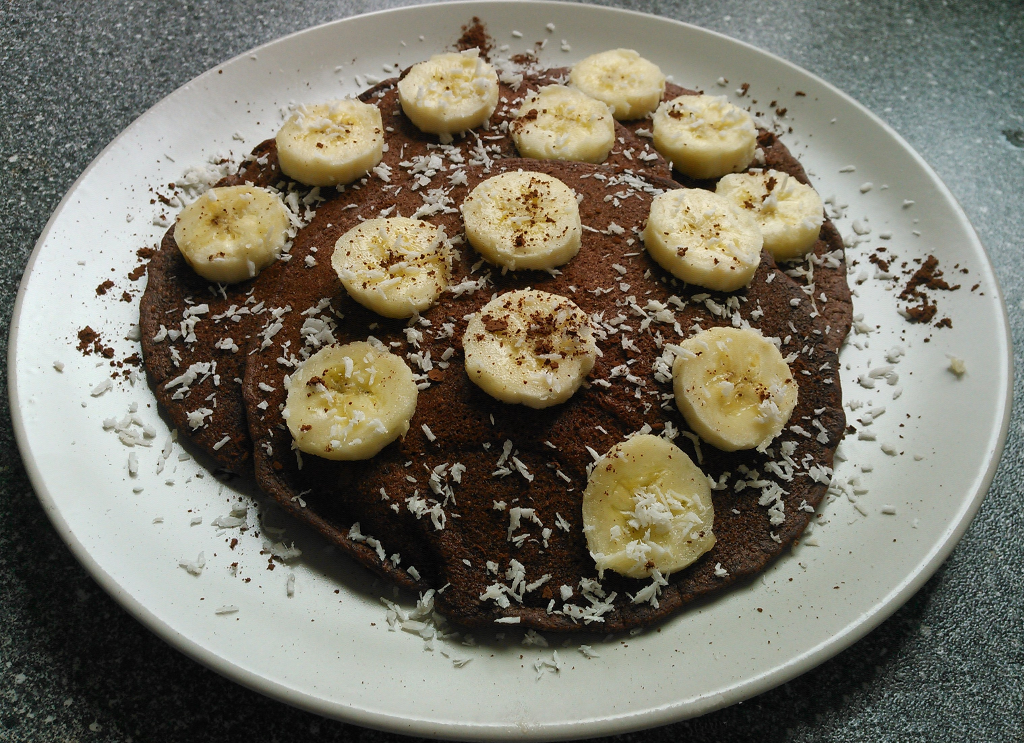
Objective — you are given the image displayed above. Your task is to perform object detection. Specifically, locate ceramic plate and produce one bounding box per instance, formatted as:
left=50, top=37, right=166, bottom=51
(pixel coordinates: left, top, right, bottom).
left=9, top=2, right=1011, bottom=739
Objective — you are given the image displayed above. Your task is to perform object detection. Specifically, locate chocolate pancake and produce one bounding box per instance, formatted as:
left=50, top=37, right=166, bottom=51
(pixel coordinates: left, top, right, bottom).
left=753, top=128, right=852, bottom=351
left=141, top=64, right=670, bottom=473
left=243, top=158, right=846, bottom=631
left=357, top=64, right=670, bottom=182
left=612, top=77, right=853, bottom=352
left=139, top=140, right=287, bottom=474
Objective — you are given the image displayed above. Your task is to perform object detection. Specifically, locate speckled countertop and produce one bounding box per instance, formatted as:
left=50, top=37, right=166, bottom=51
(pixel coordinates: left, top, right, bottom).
left=1, top=1, right=1022, bottom=741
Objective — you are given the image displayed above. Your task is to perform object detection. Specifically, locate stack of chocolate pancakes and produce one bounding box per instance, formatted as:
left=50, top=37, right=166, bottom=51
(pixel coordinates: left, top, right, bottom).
left=140, top=62, right=852, bottom=632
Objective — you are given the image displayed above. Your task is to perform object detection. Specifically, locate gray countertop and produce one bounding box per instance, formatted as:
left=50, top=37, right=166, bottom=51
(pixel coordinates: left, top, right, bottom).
left=1, top=0, right=1022, bottom=740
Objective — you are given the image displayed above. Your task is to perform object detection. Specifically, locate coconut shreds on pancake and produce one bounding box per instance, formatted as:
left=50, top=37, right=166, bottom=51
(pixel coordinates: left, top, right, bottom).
left=141, top=56, right=850, bottom=631
left=141, top=63, right=669, bottom=475
left=614, top=77, right=853, bottom=352
left=364, top=65, right=672, bottom=180
left=242, top=158, right=845, bottom=632
left=139, top=140, right=283, bottom=474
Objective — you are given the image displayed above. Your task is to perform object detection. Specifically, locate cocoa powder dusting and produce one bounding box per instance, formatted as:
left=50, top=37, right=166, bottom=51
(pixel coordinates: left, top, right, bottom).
left=899, top=255, right=959, bottom=326
left=902, top=255, right=959, bottom=294
left=130, top=246, right=156, bottom=281
left=482, top=315, right=508, bottom=334
left=510, top=51, right=537, bottom=66
left=455, top=17, right=492, bottom=59
left=77, top=326, right=99, bottom=350
left=77, top=326, right=115, bottom=358
left=904, top=301, right=937, bottom=324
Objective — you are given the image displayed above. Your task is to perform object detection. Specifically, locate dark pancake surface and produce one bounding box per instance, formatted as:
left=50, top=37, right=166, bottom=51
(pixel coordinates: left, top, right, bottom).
left=141, top=64, right=670, bottom=473
left=141, top=59, right=851, bottom=632
left=243, top=158, right=845, bottom=631
left=615, top=79, right=853, bottom=352
left=139, top=140, right=284, bottom=474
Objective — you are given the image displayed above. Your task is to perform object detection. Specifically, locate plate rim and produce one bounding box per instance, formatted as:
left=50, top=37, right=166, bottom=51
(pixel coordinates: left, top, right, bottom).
left=8, top=1, right=1014, bottom=738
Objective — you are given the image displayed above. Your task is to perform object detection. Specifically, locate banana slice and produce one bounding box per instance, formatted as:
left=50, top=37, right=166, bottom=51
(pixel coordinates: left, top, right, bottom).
left=716, top=170, right=824, bottom=260
left=463, top=289, right=597, bottom=409
left=642, top=188, right=763, bottom=292
left=276, top=100, right=384, bottom=187
left=283, top=341, right=418, bottom=461
left=332, top=217, right=454, bottom=319
left=511, top=85, right=615, bottom=163
left=582, top=434, right=715, bottom=579
left=652, top=94, right=757, bottom=179
left=673, top=326, right=798, bottom=452
left=397, top=51, right=499, bottom=139
left=461, top=171, right=582, bottom=271
left=174, top=185, right=290, bottom=283
left=569, top=48, right=665, bottom=120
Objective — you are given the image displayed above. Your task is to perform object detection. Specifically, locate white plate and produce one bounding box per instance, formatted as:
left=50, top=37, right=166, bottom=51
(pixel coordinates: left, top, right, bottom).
left=9, top=2, right=1012, bottom=739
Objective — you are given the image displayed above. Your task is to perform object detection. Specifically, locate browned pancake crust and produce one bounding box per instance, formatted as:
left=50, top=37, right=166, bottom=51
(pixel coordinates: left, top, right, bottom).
left=243, top=158, right=845, bottom=631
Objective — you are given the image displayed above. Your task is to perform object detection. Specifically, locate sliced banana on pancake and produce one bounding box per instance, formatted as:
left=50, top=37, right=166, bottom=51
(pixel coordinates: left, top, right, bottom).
left=276, top=100, right=385, bottom=187
left=716, top=170, right=824, bottom=260
left=283, top=341, right=418, bottom=461
left=582, top=434, right=715, bottom=579
left=642, top=188, right=763, bottom=291
left=511, top=85, right=616, bottom=163
left=652, top=94, right=757, bottom=179
left=461, top=171, right=582, bottom=271
left=397, top=51, right=499, bottom=139
left=673, top=326, right=798, bottom=452
left=569, top=48, right=665, bottom=120
left=174, top=184, right=291, bottom=283
left=332, top=217, right=454, bottom=319
left=462, top=289, right=598, bottom=409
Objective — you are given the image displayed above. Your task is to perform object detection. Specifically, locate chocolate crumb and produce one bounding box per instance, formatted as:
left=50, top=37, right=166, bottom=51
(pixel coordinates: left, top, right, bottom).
left=483, top=315, right=508, bottom=334
left=455, top=17, right=492, bottom=59
left=868, top=253, right=890, bottom=272
left=77, top=326, right=98, bottom=350
left=77, top=326, right=115, bottom=358
left=96, top=280, right=115, bottom=296
left=510, top=51, right=537, bottom=66
left=899, top=255, right=959, bottom=325
left=903, top=255, right=960, bottom=293
left=904, top=302, right=936, bottom=324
